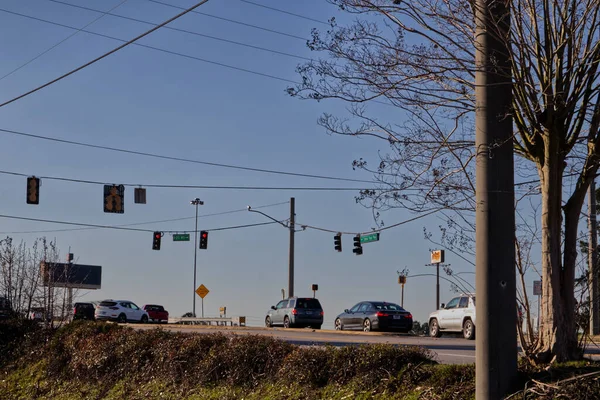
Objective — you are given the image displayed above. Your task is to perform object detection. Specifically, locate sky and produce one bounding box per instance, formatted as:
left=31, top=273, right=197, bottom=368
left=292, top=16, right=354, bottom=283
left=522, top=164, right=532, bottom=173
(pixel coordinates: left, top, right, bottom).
left=0, top=0, right=499, bottom=328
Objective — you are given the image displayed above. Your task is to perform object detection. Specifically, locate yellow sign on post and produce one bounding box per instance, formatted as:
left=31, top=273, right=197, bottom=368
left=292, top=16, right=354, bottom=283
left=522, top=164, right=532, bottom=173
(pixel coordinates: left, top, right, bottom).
left=195, top=284, right=210, bottom=299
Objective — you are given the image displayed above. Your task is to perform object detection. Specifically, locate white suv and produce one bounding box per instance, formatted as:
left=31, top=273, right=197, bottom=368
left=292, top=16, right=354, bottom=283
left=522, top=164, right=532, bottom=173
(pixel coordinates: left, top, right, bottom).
left=428, top=293, right=476, bottom=340
left=95, top=300, right=149, bottom=323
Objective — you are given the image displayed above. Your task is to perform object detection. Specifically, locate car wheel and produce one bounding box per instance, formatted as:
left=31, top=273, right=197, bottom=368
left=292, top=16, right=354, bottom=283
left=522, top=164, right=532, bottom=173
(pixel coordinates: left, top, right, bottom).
left=334, top=318, right=343, bottom=331
left=283, top=316, right=290, bottom=329
left=265, top=316, right=272, bottom=328
left=141, top=315, right=149, bottom=324
left=118, top=313, right=127, bottom=323
left=463, top=319, right=475, bottom=340
left=429, top=318, right=442, bottom=338
left=363, top=318, right=372, bottom=332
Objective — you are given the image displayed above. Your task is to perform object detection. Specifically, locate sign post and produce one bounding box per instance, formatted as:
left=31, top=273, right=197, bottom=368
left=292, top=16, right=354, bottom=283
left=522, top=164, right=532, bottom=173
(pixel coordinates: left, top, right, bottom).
left=430, top=250, right=445, bottom=310
left=311, top=284, right=319, bottom=298
left=398, top=275, right=407, bottom=307
left=195, top=284, right=210, bottom=318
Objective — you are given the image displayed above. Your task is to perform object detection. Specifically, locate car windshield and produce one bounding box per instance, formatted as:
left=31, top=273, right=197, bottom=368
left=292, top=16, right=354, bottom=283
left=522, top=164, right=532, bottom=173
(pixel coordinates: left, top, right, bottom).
left=371, top=302, right=404, bottom=311
left=99, top=301, right=117, bottom=307
left=295, top=298, right=321, bottom=309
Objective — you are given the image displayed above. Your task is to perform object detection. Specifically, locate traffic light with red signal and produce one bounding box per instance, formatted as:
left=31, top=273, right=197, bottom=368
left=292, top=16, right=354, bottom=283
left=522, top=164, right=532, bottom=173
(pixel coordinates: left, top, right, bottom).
left=199, top=230, right=208, bottom=249
left=152, top=231, right=162, bottom=250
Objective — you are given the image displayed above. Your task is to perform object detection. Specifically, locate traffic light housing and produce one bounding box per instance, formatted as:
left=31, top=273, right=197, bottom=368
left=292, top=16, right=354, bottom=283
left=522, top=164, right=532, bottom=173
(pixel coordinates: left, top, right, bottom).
left=199, top=230, right=208, bottom=249
left=152, top=231, right=162, bottom=250
left=334, top=233, right=342, bottom=252
left=353, top=235, right=362, bottom=255
left=27, top=176, right=40, bottom=205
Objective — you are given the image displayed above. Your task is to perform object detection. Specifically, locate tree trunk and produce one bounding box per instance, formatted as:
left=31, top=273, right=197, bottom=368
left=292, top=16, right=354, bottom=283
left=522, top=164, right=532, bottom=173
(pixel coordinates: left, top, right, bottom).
left=536, top=137, right=581, bottom=362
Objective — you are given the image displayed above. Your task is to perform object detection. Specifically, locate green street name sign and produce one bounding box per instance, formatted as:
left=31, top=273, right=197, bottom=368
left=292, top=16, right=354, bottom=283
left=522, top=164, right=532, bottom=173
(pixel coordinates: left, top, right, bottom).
left=360, top=233, right=380, bottom=244
left=173, top=234, right=190, bottom=242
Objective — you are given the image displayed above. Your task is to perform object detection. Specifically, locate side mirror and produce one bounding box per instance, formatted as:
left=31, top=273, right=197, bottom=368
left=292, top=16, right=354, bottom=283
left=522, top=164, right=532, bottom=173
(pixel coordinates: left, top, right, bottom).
left=344, top=309, right=349, bottom=313
left=271, top=306, right=276, bottom=310
left=440, top=303, right=445, bottom=309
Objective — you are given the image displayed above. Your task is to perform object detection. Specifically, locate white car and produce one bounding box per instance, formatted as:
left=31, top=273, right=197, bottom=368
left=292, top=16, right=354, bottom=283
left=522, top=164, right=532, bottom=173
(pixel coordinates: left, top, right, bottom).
left=95, top=300, right=149, bottom=323
left=428, top=293, right=476, bottom=340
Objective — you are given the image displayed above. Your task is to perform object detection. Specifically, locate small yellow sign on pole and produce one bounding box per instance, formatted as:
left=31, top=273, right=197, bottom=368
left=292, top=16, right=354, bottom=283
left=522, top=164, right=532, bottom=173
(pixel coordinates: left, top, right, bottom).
left=195, top=284, right=209, bottom=299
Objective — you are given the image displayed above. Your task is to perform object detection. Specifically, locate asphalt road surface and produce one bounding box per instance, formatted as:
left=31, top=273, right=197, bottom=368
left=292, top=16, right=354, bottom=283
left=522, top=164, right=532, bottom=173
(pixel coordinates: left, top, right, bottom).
left=135, top=324, right=477, bottom=364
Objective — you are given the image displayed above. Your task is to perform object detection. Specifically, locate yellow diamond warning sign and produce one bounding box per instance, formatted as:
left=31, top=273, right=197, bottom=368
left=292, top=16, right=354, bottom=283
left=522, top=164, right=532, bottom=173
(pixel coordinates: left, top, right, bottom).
left=195, top=284, right=209, bottom=299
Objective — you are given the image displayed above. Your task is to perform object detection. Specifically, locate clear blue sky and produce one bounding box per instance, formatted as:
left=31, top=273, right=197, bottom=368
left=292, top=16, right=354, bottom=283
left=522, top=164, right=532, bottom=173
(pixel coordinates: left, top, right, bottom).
left=0, top=0, right=480, bottom=327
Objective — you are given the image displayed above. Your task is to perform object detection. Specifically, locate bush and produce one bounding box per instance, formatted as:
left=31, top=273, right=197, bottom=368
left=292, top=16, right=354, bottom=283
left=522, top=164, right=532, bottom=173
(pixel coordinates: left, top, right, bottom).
left=0, top=318, right=48, bottom=369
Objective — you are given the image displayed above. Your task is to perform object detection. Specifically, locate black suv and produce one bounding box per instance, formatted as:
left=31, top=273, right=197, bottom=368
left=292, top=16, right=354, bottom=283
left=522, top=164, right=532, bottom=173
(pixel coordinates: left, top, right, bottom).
left=73, top=302, right=96, bottom=321
left=0, top=296, right=12, bottom=320
left=265, top=297, right=323, bottom=329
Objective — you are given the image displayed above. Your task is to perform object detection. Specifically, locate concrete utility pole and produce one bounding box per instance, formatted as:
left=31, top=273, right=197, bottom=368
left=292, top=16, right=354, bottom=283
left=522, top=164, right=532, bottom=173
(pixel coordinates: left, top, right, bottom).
left=474, top=0, right=517, bottom=398
left=589, top=181, right=599, bottom=335
left=288, top=197, right=295, bottom=298
left=190, top=198, right=204, bottom=317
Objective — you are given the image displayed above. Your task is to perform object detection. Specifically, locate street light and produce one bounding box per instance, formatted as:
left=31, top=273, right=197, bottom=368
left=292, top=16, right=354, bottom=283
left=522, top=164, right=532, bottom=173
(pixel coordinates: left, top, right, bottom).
left=190, top=198, right=204, bottom=317
left=248, top=198, right=296, bottom=297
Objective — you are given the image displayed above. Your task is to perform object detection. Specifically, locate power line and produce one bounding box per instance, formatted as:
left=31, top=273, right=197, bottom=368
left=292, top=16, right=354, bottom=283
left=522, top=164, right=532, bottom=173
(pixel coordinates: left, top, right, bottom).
left=145, top=0, right=307, bottom=41
left=0, top=168, right=376, bottom=190
left=0, top=0, right=129, bottom=82
left=0, top=0, right=211, bottom=109
left=0, top=214, right=278, bottom=234
left=238, top=0, right=329, bottom=25
left=0, top=8, right=299, bottom=85
left=0, top=127, right=373, bottom=183
left=45, top=0, right=312, bottom=61
left=0, top=201, right=289, bottom=234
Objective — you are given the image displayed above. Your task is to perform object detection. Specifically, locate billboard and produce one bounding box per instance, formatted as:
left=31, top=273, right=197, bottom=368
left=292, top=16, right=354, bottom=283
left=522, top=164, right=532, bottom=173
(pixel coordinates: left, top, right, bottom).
left=41, top=262, right=102, bottom=289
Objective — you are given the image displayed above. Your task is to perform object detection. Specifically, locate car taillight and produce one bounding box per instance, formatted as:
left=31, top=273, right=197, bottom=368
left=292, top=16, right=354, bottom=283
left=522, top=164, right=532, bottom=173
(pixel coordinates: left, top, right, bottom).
left=292, top=309, right=298, bottom=315
left=407, top=313, right=413, bottom=319
left=110, top=307, right=119, bottom=310
left=73, top=308, right=76, bottom=314
left=320, top=311, right=324, bottom=316
left=376, top=311, right=389, bottom=317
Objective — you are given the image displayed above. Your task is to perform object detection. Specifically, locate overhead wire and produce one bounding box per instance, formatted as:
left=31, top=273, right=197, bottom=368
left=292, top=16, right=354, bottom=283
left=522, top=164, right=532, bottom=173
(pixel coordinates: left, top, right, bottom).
left=0, top=214, right=279, bottom=234
left=0, top=0, right=212, bottom=109
left=0, top=127, right=373, bottom=183
left=145, top=0, right=307, bottom=41
left=0, top=201, right=289, bottom=234
left=44, top=0, right=312, bottom=61
left=238, top=0, right=329, bottom=25
left=0, top=170, right=376, bottom=191
left=0, top=0, right=129, bottom=82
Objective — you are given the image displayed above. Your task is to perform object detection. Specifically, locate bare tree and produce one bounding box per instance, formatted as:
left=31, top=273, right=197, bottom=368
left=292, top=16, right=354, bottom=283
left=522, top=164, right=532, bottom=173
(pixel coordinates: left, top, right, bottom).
left=290, top=0, right=600, bottom=362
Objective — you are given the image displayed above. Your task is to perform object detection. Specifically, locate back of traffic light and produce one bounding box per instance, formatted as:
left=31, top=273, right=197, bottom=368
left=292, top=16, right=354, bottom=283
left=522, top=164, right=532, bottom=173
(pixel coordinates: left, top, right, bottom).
left=353, top=235, right=362, bottom=255
left=334, top=233, right=342, bottom=252
left=199, top=230, right=208, bottom=249
left=26, top=176, right=40, bottom=205
left=152, top=231, right=162, bottom=250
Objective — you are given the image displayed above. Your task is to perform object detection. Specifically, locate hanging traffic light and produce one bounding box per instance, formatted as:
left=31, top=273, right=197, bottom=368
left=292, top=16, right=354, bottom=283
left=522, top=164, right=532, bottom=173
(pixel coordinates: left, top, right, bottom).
left=152, top=231, right=162, bottom=250
left=199, top=230, right=208, bottom=249
left=26, top=176, right=40, bottom=205
left=334, top=233, right=342, bottom=252
left=353, top=235, right=363, bottom=255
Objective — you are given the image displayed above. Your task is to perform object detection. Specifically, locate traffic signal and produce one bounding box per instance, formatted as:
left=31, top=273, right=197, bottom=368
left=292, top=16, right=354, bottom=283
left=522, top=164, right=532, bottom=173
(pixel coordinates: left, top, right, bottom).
left=353, top=235, right=363, bottom=255
left=152, top=231, right=162, bottom=250
left=334, top=233, right=342, bottom=252
left=199, top=230, right=208, bottom=249
left=27, top=176, right=40, bottom=205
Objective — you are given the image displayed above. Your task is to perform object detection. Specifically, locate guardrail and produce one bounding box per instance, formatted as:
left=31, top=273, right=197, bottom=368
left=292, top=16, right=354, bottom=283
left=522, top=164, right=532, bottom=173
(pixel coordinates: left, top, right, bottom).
left=168, top=316, right=246, bottom=326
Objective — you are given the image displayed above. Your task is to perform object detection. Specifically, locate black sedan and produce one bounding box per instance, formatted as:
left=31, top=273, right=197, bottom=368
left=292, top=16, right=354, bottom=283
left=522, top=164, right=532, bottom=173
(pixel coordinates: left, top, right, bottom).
left=334, top=301, right=413, bottom=332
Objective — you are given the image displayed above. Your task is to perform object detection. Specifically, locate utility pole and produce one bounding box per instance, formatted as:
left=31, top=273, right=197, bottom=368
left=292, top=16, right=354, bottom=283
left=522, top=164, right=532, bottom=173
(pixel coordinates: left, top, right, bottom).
left=288, top=197, right=295, bottom=298
left=475, top=0, right=517, bottom=398
left=190, top=198, right=204, bottom=317
left=589, top=180, right=599, bottom=335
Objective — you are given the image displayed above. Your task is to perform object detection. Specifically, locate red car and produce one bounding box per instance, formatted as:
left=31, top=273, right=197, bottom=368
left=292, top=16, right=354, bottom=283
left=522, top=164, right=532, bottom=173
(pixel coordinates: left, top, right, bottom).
left=143, top=304, right=169, bottom=323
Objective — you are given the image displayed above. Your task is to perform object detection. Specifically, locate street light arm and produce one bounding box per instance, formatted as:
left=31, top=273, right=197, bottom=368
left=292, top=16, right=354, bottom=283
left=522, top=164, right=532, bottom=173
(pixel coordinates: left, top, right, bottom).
left=248, top=208, right=289, bottom=228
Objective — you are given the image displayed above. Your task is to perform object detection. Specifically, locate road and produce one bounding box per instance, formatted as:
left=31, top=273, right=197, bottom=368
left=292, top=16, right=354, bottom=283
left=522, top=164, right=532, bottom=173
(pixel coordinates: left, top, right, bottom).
left=135, top=324, right=476, bottom=364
